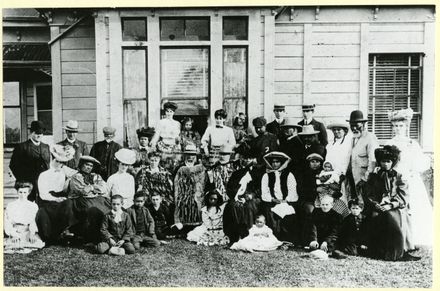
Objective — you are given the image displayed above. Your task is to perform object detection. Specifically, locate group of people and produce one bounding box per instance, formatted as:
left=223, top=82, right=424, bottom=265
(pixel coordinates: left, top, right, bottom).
left=5, top=101, right=432, bottom=261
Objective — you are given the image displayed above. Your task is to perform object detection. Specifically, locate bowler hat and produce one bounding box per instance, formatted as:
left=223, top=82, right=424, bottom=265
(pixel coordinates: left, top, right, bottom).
left=136, top=127, right=155, bottom=138
left=103, top=126, right=116, bottom=135
left=63, top=120, right=79, bottom=132
left=347, top=110, right=368, bottom=123
left=30, top=121, right=45, bottom=134
left=298, top=125, right=319, bottom=136
left=114, top=148, right=137, bottom=165
left=252, top=117, right=267, bottom=127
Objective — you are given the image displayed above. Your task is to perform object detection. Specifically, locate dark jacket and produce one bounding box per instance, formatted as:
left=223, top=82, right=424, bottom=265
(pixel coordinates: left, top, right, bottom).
left=58, top=138, right=89, bottom=169
left=266, top=119, right=285, bottom=143
left=147, top=204, right=173, bottom=230
left=9, top=139, right=50, bottom=182
left=307, top=208, right=342, bottom=249
left=100, top=211, right=134, bottom=242
left=90, top=140, right=122, bottom=181
left=127, top=205, right=156, bottom=237
left=298, top=118, right=328, bottom=146
left=337, top=213, right=368, bottom=248
left=249, top=133, right=279, bottom=164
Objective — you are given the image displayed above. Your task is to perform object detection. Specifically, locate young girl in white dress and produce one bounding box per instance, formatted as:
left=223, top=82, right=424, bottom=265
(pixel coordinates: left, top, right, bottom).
left=230, top=215, right=283, bottom=252
left=386, top=108, right=432, bottom=248
left=107, top=149, right=136, bottom=208
left=187, top=189, right=229, bottom=246
left=4, top=182, right=45, bottom=253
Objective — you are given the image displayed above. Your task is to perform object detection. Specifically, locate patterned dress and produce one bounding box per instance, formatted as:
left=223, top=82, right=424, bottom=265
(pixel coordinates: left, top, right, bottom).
left=136, top=166, right=174, bottom=207
left=187, top=204, right=229, bottom=246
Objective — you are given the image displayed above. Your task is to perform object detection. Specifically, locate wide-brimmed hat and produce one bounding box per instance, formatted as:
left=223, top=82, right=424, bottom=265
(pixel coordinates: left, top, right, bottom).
left=79, top=155, right=101, bottom=166
left=29, top=120, right=46, bottom=134
left=163, top=101, right=178, bottom=111
left=326, top=121, right=349, bottom=131
left=63, top=120, right=79, bottom=132
left=298, top=125, right=319, bottom=136
left=103, top=126, right=116, bottom=135
left=183, top=143, right=198, bottom=155
left=302, top=104, right=315, bottom=111
left=50, top=144, right=76, bottom=162
left=263, top=151, right=290, bottom=162
left=280, top=117, right=302, bottom=130
left=306, top=153, right=324, bottom=161
left=252, top=117, right=267, bottom=127
left=136, top=127, right=155, bottom=138
left=347, top=110, right=368, bottom=123
left=114, top=148, right=136, bottom=165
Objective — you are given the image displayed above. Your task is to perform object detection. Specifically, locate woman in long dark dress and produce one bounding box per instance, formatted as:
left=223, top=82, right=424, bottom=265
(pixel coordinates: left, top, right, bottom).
left=223, top=151, right=264, bottom=243
left=362, top=145, right=420, bottom=261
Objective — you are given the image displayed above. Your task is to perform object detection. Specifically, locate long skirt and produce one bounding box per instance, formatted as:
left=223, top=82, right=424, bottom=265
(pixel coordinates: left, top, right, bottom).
left=368, top=209, right=406, bottom=261
left=262, top=202, right=297, bottom=243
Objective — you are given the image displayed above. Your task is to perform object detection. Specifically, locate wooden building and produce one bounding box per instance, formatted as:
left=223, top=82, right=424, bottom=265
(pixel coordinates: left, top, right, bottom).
left=2, top=6, right=436, bottom=200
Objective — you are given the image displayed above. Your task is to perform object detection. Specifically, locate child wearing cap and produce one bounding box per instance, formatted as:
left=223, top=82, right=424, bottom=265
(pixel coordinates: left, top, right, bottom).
left=107, top=149, right=136, bottom=208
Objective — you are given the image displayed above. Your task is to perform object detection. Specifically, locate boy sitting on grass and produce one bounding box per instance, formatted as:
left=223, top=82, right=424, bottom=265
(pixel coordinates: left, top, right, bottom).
left=97, top=195, right=135, bottom=255
left=128, top=192, right=160, bottom=249
left=147, top=192, right=174, bottom=240
left=307, top=195, right=343, bottom=257
left=335, top=198, right=368, bottom=257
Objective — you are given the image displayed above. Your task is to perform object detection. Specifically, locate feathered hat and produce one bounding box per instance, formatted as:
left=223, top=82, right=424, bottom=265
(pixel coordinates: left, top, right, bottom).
left=388, top=108, right=414, bottom=123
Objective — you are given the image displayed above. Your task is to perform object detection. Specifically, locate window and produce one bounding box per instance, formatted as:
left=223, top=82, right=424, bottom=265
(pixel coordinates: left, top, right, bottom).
left=160, top=17, right=210, bottom=41
left=3, top=82, right=21, bottom=144
left=123, top=48, right=148, bottom=147
left=122, top=18, right=147, bottom=41
left=223, top=16, right=248, bottom=40
left=35, top=84, right=53, bottom=135
left=368, top=54, right=422, bottom=142
left=223, top=47, right=247, bottom=126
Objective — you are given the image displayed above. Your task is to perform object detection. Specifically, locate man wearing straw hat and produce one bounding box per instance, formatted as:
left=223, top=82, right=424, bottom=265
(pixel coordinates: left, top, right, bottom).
left=266, top=104, right=287, bottom=141
left=58, top=120, right=89, bottom=169
left=298, top=104, right=328, bottom=146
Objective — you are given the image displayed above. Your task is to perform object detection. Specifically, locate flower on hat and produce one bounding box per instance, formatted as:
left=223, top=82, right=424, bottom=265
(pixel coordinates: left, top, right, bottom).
left=387, top=108, right=413, bottom=123
left=50, top=144, right=76, bottom=162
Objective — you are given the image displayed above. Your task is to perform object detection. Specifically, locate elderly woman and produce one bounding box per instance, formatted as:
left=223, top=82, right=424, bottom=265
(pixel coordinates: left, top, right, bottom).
left=150, top=102, right=181, bottom=172
left=362, top=146, right=419, bottom=261
left=65, top=155, right=111, bottom=242
left=386, top=108, right=432, bottom=249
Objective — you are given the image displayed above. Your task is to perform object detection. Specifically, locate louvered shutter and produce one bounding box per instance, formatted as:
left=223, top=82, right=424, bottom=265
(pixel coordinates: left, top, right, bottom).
left=368, top=54, right=422, bottom=143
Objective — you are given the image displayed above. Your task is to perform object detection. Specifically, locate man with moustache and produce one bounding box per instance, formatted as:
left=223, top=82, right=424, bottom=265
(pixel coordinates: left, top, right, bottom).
left=346, top=110, right=379, bottom=200
left=57, top=120, right=89, bottom=169
left=9, top=120, right=51, bottom=201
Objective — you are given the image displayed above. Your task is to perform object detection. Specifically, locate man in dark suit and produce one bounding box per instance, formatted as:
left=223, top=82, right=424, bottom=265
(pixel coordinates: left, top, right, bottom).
left=57, top=120, right=89, bottom=169
left=297, top=104, right=328, bottom=146
left=90, top=126, right=122, bottom=181
left=9, top=120, right=51, bottom=201
left=266, top=104, right=286, bottom=142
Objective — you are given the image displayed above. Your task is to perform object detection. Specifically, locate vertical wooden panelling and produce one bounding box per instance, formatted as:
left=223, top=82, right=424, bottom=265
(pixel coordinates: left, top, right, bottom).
left=108, top=11, right=124, bottom=145
left=95, top=12, right=108, bottom=141
left=51, top=26, right=63, bottom=143
left=302, top=24, right=312, bottom=106
left=263, top=13, right=274, bottom=121
left=422, top=21, right=435, bottom=151
left=147, top=14, right=161, bottom=126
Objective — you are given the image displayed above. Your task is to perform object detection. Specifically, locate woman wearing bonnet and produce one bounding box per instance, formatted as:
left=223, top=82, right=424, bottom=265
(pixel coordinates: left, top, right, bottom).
left=386, top=108, right=432, bottom=249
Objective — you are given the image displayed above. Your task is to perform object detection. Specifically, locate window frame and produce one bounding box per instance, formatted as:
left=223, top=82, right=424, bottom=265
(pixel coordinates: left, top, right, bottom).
left=3, top=81, right=23, bottom=146
left=159, top=16, right=211, bottom=41
left=33, top=82, right=53, bottom=136
left=368, top=53, right=423, bottom=143
left=121, top=17, right=148, bottom=42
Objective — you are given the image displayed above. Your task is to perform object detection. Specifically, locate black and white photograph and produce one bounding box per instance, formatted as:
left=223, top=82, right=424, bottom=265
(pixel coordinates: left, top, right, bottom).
left=2, top=3, right=435, bottom=287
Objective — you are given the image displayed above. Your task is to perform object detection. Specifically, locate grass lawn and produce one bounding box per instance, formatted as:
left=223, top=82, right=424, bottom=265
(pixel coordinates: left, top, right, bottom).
left=3, top=239, right=432, bottom=287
